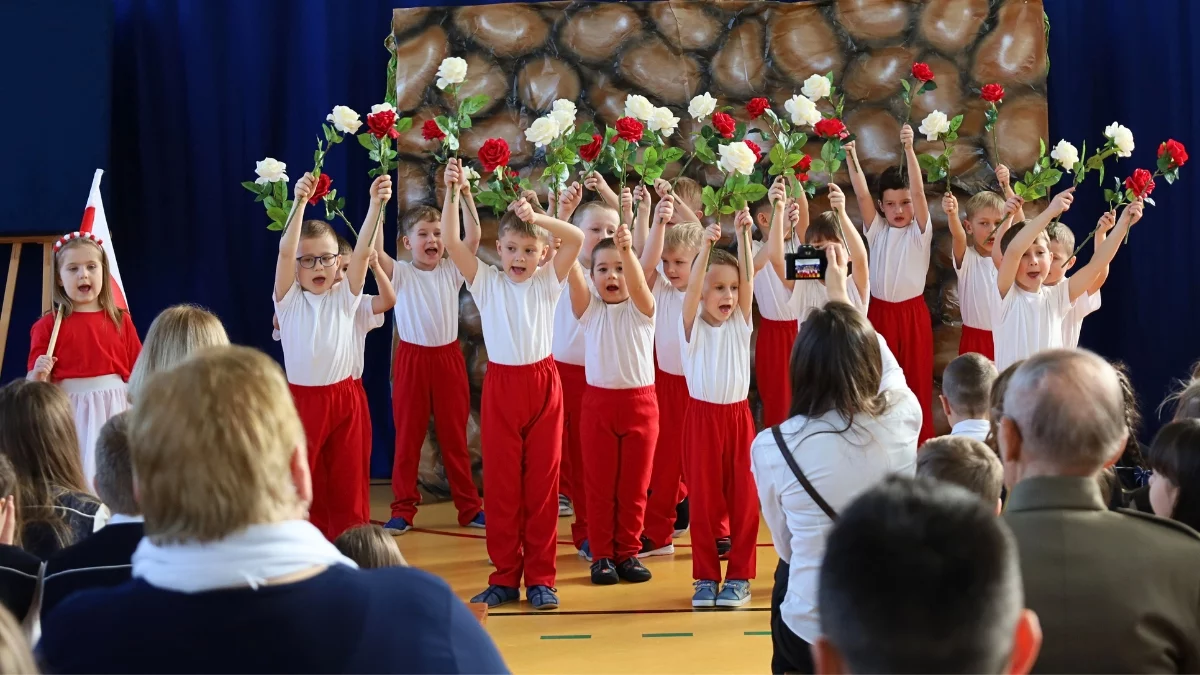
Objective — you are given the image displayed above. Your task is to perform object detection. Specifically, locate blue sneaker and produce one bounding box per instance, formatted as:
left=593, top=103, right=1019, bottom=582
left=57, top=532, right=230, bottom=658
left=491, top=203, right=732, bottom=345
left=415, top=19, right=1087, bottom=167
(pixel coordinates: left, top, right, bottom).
left=467, top=511, right=486, bottom=529
left=527, top=585, right=559, bottom=610
left=578, top=539, right=593, bottom=562
left=692, top=580, right=719, bottom=608
left=383, top=517, right=411, bottom=535
left=470, top=585, right=519, bottom=608
left=716, top=580, right=751, bottom=608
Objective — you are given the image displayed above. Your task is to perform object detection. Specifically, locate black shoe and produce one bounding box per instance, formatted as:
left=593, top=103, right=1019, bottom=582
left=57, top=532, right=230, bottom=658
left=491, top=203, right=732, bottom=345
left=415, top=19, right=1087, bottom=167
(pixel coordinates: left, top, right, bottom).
left=590, top=558, right=619, bottom=585
left=717, top=537, right=732, bottom=559
left=616, top=557, right=653, bottom=583
left=674, top=497, right=690, bottom=535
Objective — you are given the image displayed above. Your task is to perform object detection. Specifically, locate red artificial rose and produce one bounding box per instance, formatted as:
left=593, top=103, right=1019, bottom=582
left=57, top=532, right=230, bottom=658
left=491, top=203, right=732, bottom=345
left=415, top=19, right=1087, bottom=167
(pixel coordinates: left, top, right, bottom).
left=478, top=138, right=511, bottom=173
left=980, top=83, right=1005, bottom=103
left=797, top=172, right=809, bottom=182
left=1124, top=168, right=1156, bottom=198
left=579, top=134, right=604, bottom=162
left=421, top=119, right=446, bottom=142
left=615, top=117, right=644, bottom=143
left=308, top=173, right=332, bottom=206
left=712, top=112, right=736, bottom=139
left=367, top=110, right=399, bottom=139
left=911, top=62, right=935, bottom=83
left=744, top=139, right=763, bottom=163
left=794, top=154, right=813, bottom=173
left=746, top=97, right=770, bottom=120
left=814, top=118, right=848, bottom=140
left=1158, top=139, right=1189, bottom=169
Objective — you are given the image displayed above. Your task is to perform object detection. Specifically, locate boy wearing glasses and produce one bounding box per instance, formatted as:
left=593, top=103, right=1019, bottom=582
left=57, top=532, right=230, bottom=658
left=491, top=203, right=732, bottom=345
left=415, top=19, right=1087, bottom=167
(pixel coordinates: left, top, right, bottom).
left=273, top=173, right=391, bottom=540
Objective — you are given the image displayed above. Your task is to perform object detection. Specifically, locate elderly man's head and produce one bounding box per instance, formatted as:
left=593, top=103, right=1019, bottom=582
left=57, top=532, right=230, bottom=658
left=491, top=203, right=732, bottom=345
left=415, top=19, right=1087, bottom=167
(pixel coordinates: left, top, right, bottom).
left=127, top=346, right=310, bottom=544
left=999, top=350, right=1128, bottom=486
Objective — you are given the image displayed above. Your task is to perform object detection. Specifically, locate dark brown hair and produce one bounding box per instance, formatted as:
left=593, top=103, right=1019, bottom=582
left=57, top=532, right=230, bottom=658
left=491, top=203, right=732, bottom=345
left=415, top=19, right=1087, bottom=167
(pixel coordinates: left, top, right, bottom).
left=999, top=220, right=1049, bottom=255
left=805, top=212, right=843, bottom=245
left=875, top=165, right=909, bottom=197
left=334, top=524, right=407, bottom=568
left=590, top=237, right=618, bottom=270
left=789, top=302, right=888, bottom=427
left=400, top=205, right=441, bottom=236
left=1146, top=419, right=1200, bottom=532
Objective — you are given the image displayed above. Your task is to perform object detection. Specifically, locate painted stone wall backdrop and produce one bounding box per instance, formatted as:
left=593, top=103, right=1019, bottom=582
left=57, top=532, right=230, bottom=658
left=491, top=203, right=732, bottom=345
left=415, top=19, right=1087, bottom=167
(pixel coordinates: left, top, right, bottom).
left=388, top=0, right=1048, bottom=502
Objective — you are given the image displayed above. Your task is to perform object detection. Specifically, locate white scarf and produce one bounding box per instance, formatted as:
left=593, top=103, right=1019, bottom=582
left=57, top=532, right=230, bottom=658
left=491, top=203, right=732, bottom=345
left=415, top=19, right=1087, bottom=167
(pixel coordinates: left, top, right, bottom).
left=132, top=520, right=357, bottom=593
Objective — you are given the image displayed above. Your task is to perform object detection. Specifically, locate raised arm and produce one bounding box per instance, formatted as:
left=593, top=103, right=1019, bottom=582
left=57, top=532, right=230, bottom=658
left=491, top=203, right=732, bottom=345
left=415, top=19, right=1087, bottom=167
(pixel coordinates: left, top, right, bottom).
left=373, top=220, right=395, bottom=279
left=754, top=177, right=788, bottom=273
left=349, top=175, right=392, bottom=296
left=632, top=184, right=653, bottom=257
left=845, top=140, right=877, bottom=227
left=682, top=223, right=721, bottom=342
left=640, top=196, right=673, bottom=285
left=568, top=261, right=591, bottom=319
left=901, top=124, right=930, bottom=232
left=368, top=249, right=397, bottom=314
left=555, top=181, right=583, bottom=224
left=943, top=192, right=966, bottom=266
left=823, top=243, right=850, bottom=306
left=442, top=159, right=480, bottom=284
left=584, top=171, right=620, bottom=210
left=653, top=177, right=700, bottom=225
left=990, top=194, right=1025, bottom=270
left=518, top=201, right=585, bottom=282
left=460, top=179, right=482, bottom=254
left=734, top=207, right=755, bottom=321
left=831, top=183, right=870, bottom=301
left=998, top=189, right=1073, bottom=299
left=995, top=164, right=1026, bottom=223
left=1069, top=198, right=1141, bottom=302
left=767, top=187, right=792, bottom=291
left=275, top=174, right=317, bottom=301
left=616, top=223, right=654, bottom=318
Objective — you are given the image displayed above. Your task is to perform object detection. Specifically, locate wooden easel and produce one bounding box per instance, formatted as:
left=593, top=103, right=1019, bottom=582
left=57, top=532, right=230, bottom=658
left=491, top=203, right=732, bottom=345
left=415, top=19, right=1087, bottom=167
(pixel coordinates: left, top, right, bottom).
left=0, top=235, right=62, bottom=369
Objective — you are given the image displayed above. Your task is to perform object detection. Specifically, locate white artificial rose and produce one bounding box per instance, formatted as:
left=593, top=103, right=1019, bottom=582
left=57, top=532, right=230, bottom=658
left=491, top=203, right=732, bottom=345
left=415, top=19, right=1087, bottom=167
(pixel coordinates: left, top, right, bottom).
left=549, top=109, right=575, bottom=136
left=717, top=141, right=757, bottom=176
left=688, top=92, right=717, bottom=120
left=625, top=94, right=655, bottom=121
left=1104, top=122, right=1135, bottom=158
left=552, top=99, right=577, bottom=117
left=801, top=74, right=831, bottom=101
left=1050, top=139, right=1080, bottom=172
left=370, top=102, right=395, bottom=115
left=918, top=110, right=951, bottom=141
left=647, top=107, right=680, bottom=138
left=462, top=165, right=480, bottom=183
left=525, top=117, right=560, bottom=147
left=254, top=158, right=288, bottom=185
left=325, top=105, right=362, bottom=134
left=784, top=95, right=822, bottom=127
left=436, top=56, right=468, bottom=90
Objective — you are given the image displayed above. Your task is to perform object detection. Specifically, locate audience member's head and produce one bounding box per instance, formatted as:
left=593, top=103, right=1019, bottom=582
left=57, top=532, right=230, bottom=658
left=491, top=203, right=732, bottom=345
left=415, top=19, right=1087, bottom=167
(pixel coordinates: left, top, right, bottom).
left=942, top=353, right=998, bottom=424
left=127, top=304, right=229, bottom=403
left=790, top=302, right=888, bottom=422
left=1146, top=419, right=1200, bottom=532
left=0, top=380, right=91, bottom=548
left=0, top=604, right=36, bottom=674
left=334, top=525, right=407, bottom=569
left=815, top=476, right=1041, bottom=674
left=987, top=360, right=1023, bottom=454
left=918, top=436, right=1004, bottom=513
left=94, top=412, right=139, bottom=517
left=128, top=346, right=308, bottom=544
left=1000, top=350, right=1126, bottom=488
left=1165, top=379, right=1200, bottom=422
left=1111, top=361, right=1145, bottom=465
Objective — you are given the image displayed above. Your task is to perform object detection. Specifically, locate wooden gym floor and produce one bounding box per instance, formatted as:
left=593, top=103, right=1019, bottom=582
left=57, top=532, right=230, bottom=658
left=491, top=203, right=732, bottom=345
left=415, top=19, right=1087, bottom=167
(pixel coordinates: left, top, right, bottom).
left=368, top=483, right=778, bottom=674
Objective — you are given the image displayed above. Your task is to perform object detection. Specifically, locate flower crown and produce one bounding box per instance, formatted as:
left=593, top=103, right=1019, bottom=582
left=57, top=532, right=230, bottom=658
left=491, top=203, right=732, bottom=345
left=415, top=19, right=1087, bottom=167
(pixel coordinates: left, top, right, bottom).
left=53, top=231, right=104, bottom=253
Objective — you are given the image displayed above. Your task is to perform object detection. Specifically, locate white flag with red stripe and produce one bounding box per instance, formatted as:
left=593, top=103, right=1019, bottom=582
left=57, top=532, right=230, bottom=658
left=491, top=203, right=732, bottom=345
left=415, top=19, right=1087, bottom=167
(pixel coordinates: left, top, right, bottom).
left=80, top=169, right=127, bottom=311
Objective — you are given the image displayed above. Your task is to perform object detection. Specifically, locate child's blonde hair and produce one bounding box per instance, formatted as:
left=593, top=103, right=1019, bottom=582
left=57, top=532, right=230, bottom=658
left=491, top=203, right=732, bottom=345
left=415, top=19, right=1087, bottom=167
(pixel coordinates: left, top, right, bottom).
left=964, top=192, right=1005, bottom=220
left=334, top=524, right=408, bottom=568
left=299, top=219, right=337, bottom=247
left=127, top=305, right=229, bottom=403
left=53, top=238, right=124, bottom=330
left=664, top=221, right=704, bottom=253
left=400, top=205, right=441, bottom=236
left=572, top=200, right=619, bottom=226
left=498, top=211, right=546, bottom=242
left=673, top=177, right=703, bottom=212
left=0, top=604, right=36, bottom=674
left=1046, top=221, right=1076, bottom=252
left=128, top=346, right=306, bottom=544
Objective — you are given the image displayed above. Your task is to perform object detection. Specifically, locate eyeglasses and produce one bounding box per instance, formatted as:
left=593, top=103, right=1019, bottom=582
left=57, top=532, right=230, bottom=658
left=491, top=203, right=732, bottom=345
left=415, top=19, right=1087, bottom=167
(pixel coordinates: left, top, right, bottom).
left=296, top=254, right=340, bottom=269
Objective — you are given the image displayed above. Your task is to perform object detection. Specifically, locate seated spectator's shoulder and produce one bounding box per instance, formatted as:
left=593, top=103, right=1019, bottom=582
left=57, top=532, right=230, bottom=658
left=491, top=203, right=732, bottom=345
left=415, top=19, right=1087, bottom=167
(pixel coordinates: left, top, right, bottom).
left=1116, top=507, right=1200, bottom=543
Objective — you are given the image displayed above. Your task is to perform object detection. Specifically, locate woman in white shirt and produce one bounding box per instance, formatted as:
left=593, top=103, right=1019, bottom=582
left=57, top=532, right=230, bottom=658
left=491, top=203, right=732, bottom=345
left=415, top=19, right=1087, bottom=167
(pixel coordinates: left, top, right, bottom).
left=749, top=245, right=922, bottom=674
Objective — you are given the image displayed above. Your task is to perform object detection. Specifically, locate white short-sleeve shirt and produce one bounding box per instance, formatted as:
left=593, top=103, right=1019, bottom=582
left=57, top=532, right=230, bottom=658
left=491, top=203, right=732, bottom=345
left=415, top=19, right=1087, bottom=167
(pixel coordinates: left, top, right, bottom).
left=275, top=294, right=384, bottom=379
left=468, top=263, right=563, bottom=366
left=680, top=310, right=753, bottom=405
left=955, top=247, right=999, bottom=331
left=391, top=259, right=464, bottom=347
left=579, top=295, right=655, bottom=389
left=652, top=273, right=686, bottom=376
left=865, top=213, right=933, bottom=303
left=1062, top=289, right=1100, bottom=349
left=994, top=281, right=1072, bottom=372
left=551, top=278, right=591, bottom=366
left=274, top=281, right=362, bottom=386
left=751, top=241, right=798, bottom=322
left=789, top=279, right=869, bottom=327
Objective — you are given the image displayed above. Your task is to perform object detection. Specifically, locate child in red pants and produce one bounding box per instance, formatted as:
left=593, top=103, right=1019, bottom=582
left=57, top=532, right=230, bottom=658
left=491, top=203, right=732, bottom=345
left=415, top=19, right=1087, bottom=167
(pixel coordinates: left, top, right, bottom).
left=273, top=174, right=389, bottom=540
left=374, top=175, right=486, bottom=534
left=443, top=161, right=585, bottom=611
left=749, top=198, right=799, bottom=429
left=846, top=127, right=935, bottom=443
left=680, top=206, right=759, bottom=609
left=568, top=199, right=672, bottom=585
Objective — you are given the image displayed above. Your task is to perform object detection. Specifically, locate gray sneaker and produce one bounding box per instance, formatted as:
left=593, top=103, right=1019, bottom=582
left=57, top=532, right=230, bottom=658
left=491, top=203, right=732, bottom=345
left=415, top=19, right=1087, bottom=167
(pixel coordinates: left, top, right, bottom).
left=558, top=494, right=574, bottom=517
left=716, top=580, right=751, bottom=608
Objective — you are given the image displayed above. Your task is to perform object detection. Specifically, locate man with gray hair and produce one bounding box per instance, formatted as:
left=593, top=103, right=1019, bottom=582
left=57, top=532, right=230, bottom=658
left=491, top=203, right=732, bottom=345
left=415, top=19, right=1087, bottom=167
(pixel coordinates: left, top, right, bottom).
left=999, top=349, right=1200, bottom=673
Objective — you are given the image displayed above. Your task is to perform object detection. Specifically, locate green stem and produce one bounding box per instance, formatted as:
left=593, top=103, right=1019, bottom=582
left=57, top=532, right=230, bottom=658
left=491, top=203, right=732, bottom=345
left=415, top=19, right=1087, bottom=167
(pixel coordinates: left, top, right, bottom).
left=670, top=153, right=697, bottom=190
left=1066, top=226, right=1098, bottom=267
left=449, top=85, right=459, bottom=206
left=989, top=107, right=1003, bottom=169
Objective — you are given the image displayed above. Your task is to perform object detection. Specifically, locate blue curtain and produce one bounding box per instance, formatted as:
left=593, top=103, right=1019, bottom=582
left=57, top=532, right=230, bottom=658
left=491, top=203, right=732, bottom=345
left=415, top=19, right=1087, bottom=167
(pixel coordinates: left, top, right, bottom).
left=1046, top=0, right=1200, bottom=433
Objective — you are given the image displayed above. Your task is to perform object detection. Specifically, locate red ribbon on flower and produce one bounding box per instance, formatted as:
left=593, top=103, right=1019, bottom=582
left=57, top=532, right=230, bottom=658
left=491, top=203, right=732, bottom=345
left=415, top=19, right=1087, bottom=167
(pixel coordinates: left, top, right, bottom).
left=793, top=154, right=812, bottom=173
left=744, top=139, right=763, bottom=164
left=1125, top=168, right=1156, bottom=198
left=579, top=134, right=604, bottom=162
left=980, top=83, right=1005, bottom=103
left=478, top=138, right=511, bottom=173
left=712, top=112, right=736, bottom=139
left=308, top=173, right=332, bottom=205
left=746, top=98, right=770, bottom=120
left=1158, top=139, right=1189, bottom=170
left=615, top=117, right=644, bottom=143
left=814, top=118, right=848, bottom=140
left=422, top=119, right=446, bottom=142
left=912, top=62, right=935, bottom=83
left=367, top=110, right=400, bottom=139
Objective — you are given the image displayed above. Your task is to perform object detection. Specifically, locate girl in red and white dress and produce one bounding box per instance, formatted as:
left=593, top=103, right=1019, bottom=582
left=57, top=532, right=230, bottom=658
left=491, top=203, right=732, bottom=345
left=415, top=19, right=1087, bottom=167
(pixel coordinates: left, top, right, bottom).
left=28, top=231, right=141, bottom=487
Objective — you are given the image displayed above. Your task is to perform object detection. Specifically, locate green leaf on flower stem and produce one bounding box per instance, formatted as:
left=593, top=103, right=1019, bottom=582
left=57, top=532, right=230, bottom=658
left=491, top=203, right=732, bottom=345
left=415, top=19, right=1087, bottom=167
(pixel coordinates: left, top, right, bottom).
left=1039, top=138, right=1047, bottom=158
left=267, top=207, right=288, bottom=222
left=742, top=184, right=768, bottom=203
left=901, top=79, right=912, bottom=94
left=645, top=166, right=664, bottom=183
left=643, top=146, right=658, bottom=168
left=264, top=196, right=278, bottom=209
left=701, top=185, right=718, bottom=214
left=1165, top=171, right=1177, bottom=185
left=663, top=147, right=685, bottom=164
left=769, top=142, right=786, bottom=167
left=768, top=164, right=783, bottom=176
left=268, top=221, right=284, bottom=231
left=821, top=141, right=838, bottom=164
left=1144, top=196, right=1156, bottom=207
left=733, top=122, right=748, bottom=142
left=1103, top=189, right=1116, bottom=202
left=810, top=158, right=826, bottom=174
left=1032, top=163, right=1042, bottom=176
left=568, top=131, right=592, bottom=147
left=785, top=153, right=804, bottom=167
left=917, top=154, right=940, bottom=173
left=336, top=197, right=345, bottom=210
left=1041, top=168, right=1063, bottom=186
left=1097, top=165, right=1104, bottom=188
left=323, top=125, right=333, bottom=144
left=395, top=117, right=413, bottom=133
left=984, top=107, right=998, bottom=130
left=827, top=159, right=841, bottom=175
left=255, top=192, right=268, bottom=203
left=1124, top=189, right=1135, bottom=202
left=948, top=115, right=964, bottom=133
left=720, top=204, right=737, bottom=215
left=459, top=95, right=490, bottom=118
left=241, top=181, right=260, bottom=193
left=700, top=126, right=714, bottom=140
left=945, top=131, right=959, bottom=143
left=1013, top=180, right=1028, bottom=195
left=357, top=134, right=376, bottom=151
left=458, top=115, right=473, bottom=129
left=922, top=81, right=938, bottom=93
left=603, top=127, right=618, bottom=144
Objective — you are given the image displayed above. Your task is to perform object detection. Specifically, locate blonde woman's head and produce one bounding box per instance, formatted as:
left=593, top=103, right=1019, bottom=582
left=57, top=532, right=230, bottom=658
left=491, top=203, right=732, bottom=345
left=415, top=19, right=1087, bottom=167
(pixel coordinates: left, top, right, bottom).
left=127, top=305, right=228, bottom=403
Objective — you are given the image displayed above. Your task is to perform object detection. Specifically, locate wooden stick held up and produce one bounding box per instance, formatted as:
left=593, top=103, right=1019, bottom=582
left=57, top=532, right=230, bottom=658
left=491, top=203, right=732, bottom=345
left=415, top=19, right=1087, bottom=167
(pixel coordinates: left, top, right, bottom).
left=46, top=305, right=64, bottom=360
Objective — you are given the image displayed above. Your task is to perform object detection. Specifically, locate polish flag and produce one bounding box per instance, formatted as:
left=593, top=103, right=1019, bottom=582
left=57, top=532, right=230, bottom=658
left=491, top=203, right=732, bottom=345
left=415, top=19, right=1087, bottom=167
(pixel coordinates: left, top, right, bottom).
left=79, top=169, right=127, bottom=311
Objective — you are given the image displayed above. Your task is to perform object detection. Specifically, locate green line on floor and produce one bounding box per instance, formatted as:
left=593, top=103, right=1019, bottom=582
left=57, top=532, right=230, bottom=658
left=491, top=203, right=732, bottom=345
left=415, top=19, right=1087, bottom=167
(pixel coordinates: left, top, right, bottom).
left=642, top=632, right=693, bottom=638
left=540, top=635, right=591, bottom=640
left=744, top=631, right=771, bottom=636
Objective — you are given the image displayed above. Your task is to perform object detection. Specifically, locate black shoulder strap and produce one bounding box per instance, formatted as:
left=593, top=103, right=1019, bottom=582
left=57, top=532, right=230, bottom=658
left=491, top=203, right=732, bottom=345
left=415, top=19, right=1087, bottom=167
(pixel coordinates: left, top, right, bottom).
left=771, top=425, right=837, bottom=521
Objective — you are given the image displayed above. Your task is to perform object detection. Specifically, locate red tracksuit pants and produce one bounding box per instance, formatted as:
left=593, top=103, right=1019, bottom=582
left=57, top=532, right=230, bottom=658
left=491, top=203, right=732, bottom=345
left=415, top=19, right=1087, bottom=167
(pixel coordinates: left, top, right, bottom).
left=481, top=357, right=563, bottom=589
left=556, top=361, right=588, bottom=548
left=353, top=378, right=372, bottom=520
left=290, top=378, right=367, bottom=540
left=390, top=341, right=483, bottom=526
left=868, top=295, right=934, bottom=443
left=756, top=317, right=797, bottom=429
left=581, top=385, right=659, bottom=562
left=959, top=325, right=995, bottom=361
left=642, top=369, right=689, bottom=549
left=683, top=398, right=758, bottom=582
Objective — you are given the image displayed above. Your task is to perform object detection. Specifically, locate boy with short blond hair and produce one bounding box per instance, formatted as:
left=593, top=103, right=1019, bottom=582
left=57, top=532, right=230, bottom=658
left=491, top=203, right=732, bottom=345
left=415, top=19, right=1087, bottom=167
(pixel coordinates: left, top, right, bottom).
left=917, top=436, right=1004, bottom=513
left=944, top=187, right=1012, bottom=360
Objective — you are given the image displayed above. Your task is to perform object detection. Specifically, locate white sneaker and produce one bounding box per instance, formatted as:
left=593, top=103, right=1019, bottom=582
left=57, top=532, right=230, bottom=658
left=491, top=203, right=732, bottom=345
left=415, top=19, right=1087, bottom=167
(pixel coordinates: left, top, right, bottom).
left=558, top=494, right=574, bottom=517
left=638, top=542, right=675, bottom=559
left=672, top=527, right=688, bottom=539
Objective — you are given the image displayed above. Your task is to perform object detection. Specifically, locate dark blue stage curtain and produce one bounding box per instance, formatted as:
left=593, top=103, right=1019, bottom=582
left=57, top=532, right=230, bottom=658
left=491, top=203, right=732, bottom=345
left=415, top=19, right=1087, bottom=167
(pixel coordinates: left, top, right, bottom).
left=1045, top=1, right=1200, bottom=432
